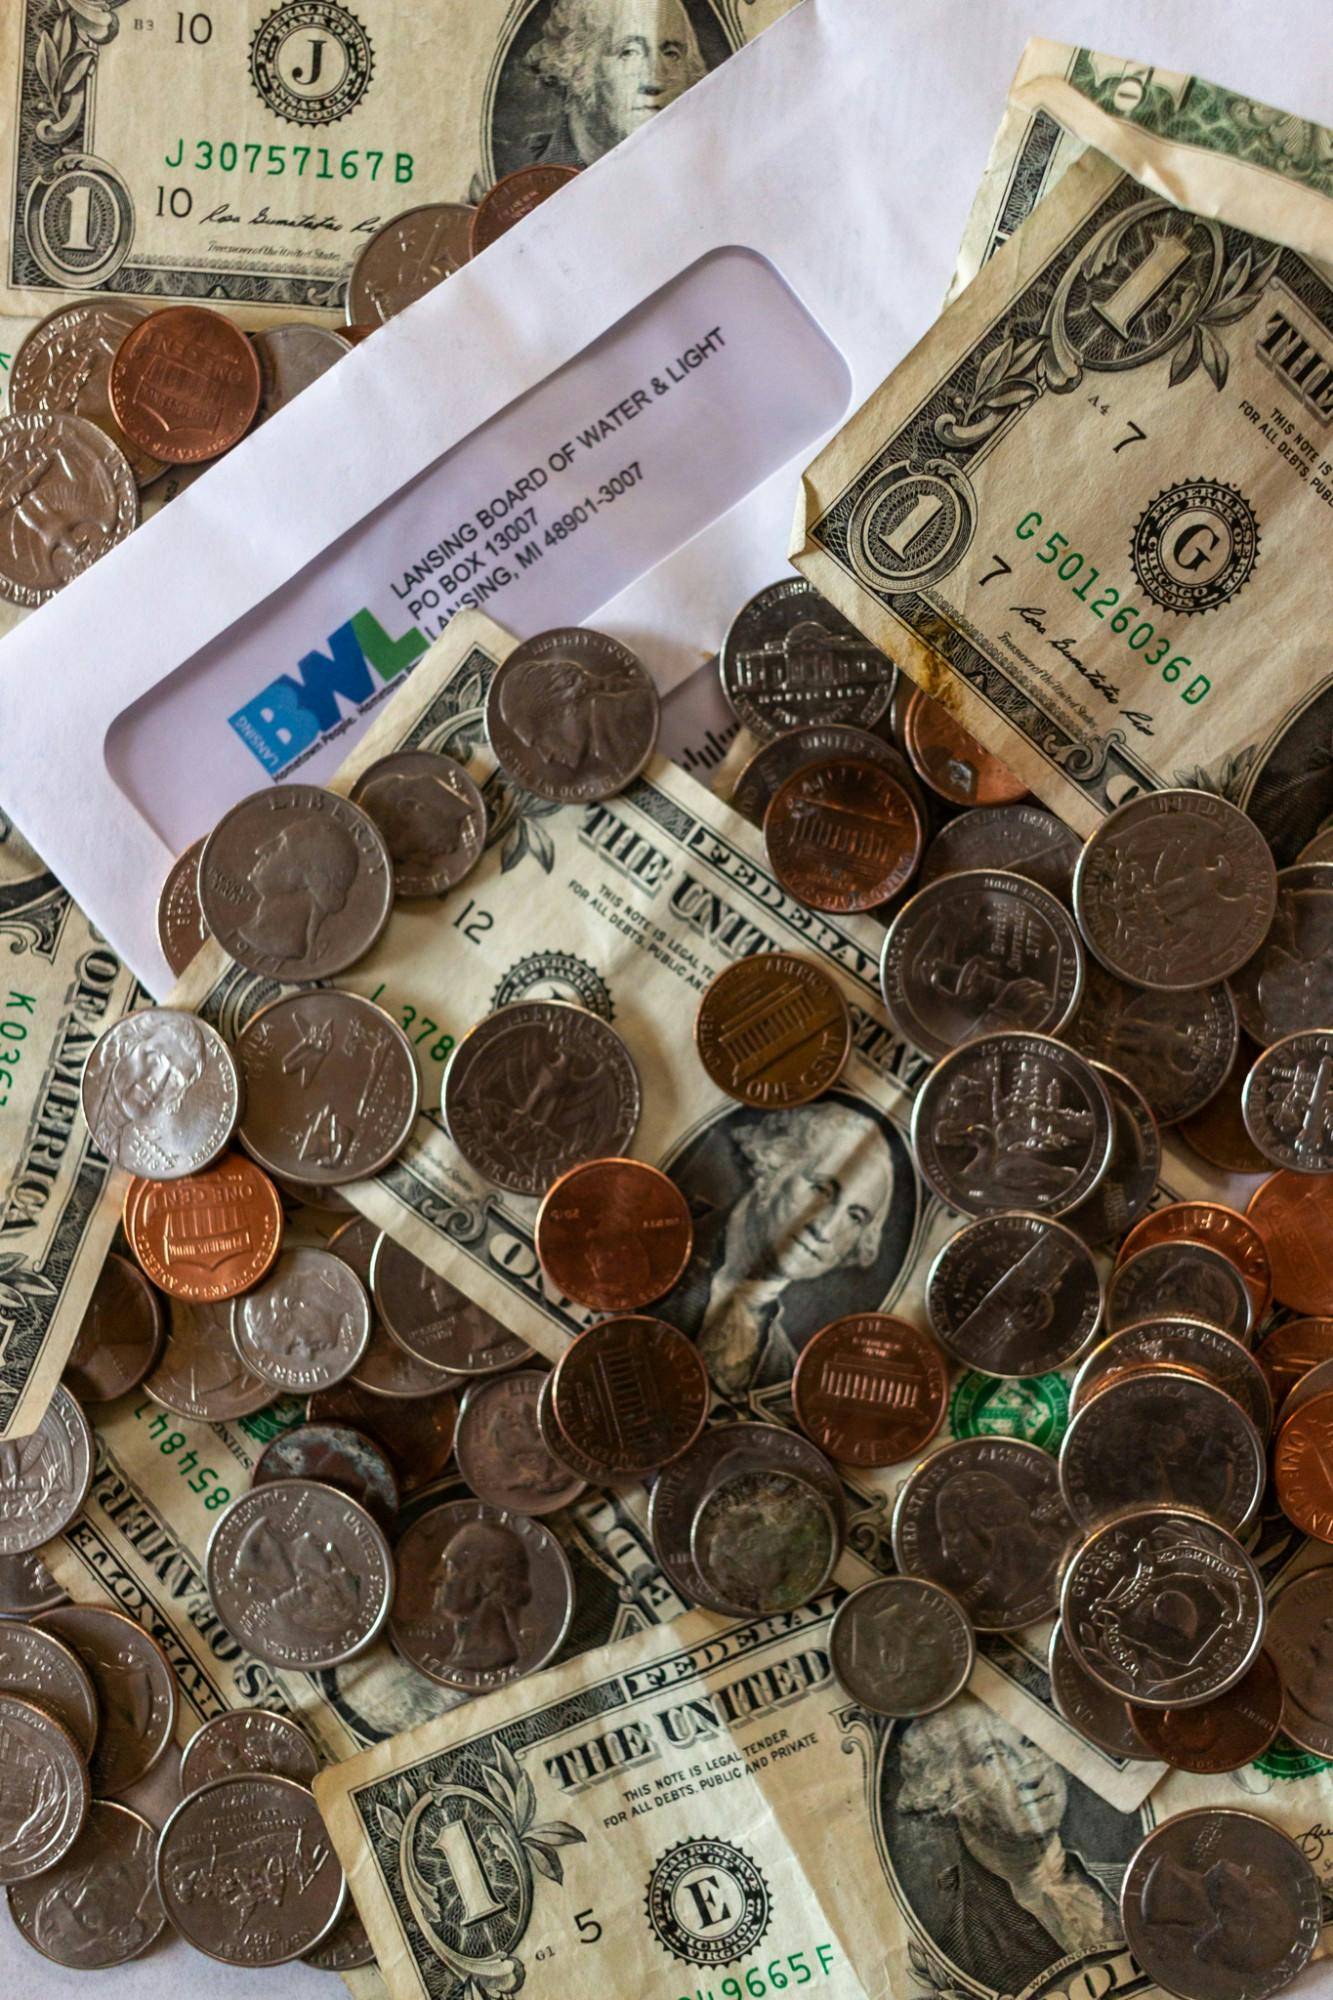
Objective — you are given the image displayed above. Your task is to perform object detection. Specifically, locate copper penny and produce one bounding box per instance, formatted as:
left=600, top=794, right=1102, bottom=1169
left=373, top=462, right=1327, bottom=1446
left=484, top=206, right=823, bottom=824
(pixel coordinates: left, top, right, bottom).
left=535, top=1159, right=692, bottom=1311
left=470, top=165, right=579, bottom=255
left=550, top=1317, right=709, bottom=1477
left=62, top=1251, right=164, bottom=1404
left=1117, top=1201, right=1272, bottom=1326
left=454, top=1369, right=586, bottom=1515
left=109, top=306, right=260, bottom=463
left=1275, top=1389, right=1333, bottom=1540
left=764, top=756, right=922, bottom=911
left=693, top=952, right=851, bottom=1107
left=1257, top=1319, right=1333, bottom=1405
left=903, top=685, right=1026, bottom=806
left=1126, top=1648, right=1283, bottom=1771
left=1177, top=1033, right=1271, bottom=1173
left=307, top=1381, right=458, bottom=1494
left=1249, top=1172, right=1333, bottom=1315
left=535, top=1371, right=624, bottom=1491
left=791, top=1314, right=948, bottom=1467
left=124, top=1154, right=283, bottom=1300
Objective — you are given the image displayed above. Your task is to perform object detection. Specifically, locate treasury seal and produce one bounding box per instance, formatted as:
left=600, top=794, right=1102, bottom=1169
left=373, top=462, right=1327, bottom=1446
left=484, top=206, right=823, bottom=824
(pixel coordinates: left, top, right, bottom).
left=1129, top=477, right=1259, bottom=615
left=645, top=1837, right=771, bottom=1967
left=250, top=2, right=374, bottom=126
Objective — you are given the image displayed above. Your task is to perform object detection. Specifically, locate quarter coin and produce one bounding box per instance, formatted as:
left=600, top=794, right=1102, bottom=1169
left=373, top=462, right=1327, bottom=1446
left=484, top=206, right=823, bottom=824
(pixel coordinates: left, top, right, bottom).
left=236, top=991, right=420, bottom=1185
left=470, top=164, right=579, bottom=254
left=918, top=803, right=1080, bottom=900
left=143, top=1295, right=274, bottom=1420
left=253, top=1423, right=399, bottom=1531
left=10, top=299, right=163, bottom=484
left=125, top=1154, right=283, bottom=1299
left=350, top=749, right=487, bottom=895
left=303, top=1906, right=376, bottom=1972
left=0, top=1619, right=98, bottom=1756
left=109, top=305, right=261, bottom=463
left=1275, top=1389, right=1333, bottom=1541
left=892, top=1436, right=1074, bottom=1630
left=719, top=579, right=896, bottom=741
left=1176, top=1032, right=1271, bottom=1172
left=690, top=1470, right=840, bottom=1617
left=1248, top=1171, right=1333, bottom=1314
left=155, top=1774, right=345, bottom=1964
left=925, top=1211, right=1102, bottom=1376
left=367, top=1228, right=529, bottom=1375
left=1062, top=1061, right=1160, bottom=1245
left=486, top=627, right=659, bottom=802
left=81, top=1006, right=240, bottom=1177
left=251, top=324, right=348, bottom=422
left=0, top=1385, right=93, bottom=1554
left=1119, top=1200, right=1272, bottom=1325
left=206, top=1479, right=394, bottom=1669
left=1106, top=1239, right=1253, bottom=1339
left=1229, top=862, right=1333, bottom=1044
left=1047, top=1622, right=1156, bottom=1762
left=764, top=756, right=922, bottom=911
left=1072, top=1320, right=1272, bottom=1437
left=0, top=1695, right=89, bottom=1883
left=791, top=1313, right=948, bottom=1465
left=1265, top=1563, right=1333, bottom=1757
left=0, top=1552, right=65, bottom=1617
left=389, top=1498, right=574, bottom=1690
left=829, top=1576, right=973, bottom=1716
left=62, top=1250, right=164, bottom=1405
left=347, top=202, right=474, bottom=322
left=730, top=722, right=913, bottom=825
left=1066, top=959, right=1238, bottom=1123
left=1126, top=1649, right=1283, bottom=1772
left=1242, top=1029, right=1333, bottom=1172
left=535, top=1158, right=692, bottom=1311
left=5, top=1800, right=164, bottom=1968
left=179, top=1709, right=319, bottom=1795
left=1058, top=1368, right=1264, bottom=1532
left=231, top=1245, right=371, bottom=1392
left=0, top=411, right=137, bottom=606
left=32, top=1603, right=176, bottom=1794
left=903, top=686, right=1025, bottom=805
left=454, top=1368, right=586, bottom=1515
left=550, top=1316, right=709, bottom=1477
left=693, top=952, right=851, bottom=1107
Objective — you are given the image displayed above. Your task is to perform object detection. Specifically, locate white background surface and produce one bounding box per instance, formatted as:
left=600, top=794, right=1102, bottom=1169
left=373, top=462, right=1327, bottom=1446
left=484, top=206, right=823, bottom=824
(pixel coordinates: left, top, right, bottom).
left=7, top=0, right=1333, bottom=1991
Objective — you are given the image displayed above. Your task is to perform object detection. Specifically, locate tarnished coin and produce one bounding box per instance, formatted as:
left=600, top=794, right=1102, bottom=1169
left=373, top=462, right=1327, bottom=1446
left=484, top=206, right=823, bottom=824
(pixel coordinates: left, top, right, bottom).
left=1230, top=862, right=1333, bottom=1044
left=1066, top=959, right=1239, bottom=1123
left=535, top=1158, right=693, bottom=1311
left=1177, top=1033, right=1271, bottom=1173
left=62, top=1249, right=164, bottom=1405
left=910, top=1031, right=1114, bottom=1218
left=1257, top=1319, right=1333, bottom=1406
left=1120, top=1201, right=1272, bottom=1326
left=470, top=163, right=579, bottom=254
left=829, top=1577, right=973, bottom=1717
left=1063, top=1062, right=1160, bottom=1245
left=903, top=686, right=1025, bottom=806
left=155, top=837, right=209, bottom=980
left=892, top=1437, right=1074, bottom=1630
left=350, top=749, right=487, bottom=895
left=1266, top=1563, right=1333, bottom=1758
left=0, top=1386, right=93, bottom=1554
left=690, top=1470, right=839, bottom=1617
left=730, top=722, right=912, bottom=825
left=308, top=1380, right=458, bottom=1492
left=5, top=1799, right=164, bottom=1968
left=348, top=202, right=474, bottom=322
left=1060, top=1506, right=1265, bottom=1707
left=199, top=785, right=393, bottom=981
left=486, top=627, right=659, bottom=802
left=443, top=1000, right=639, bottom=1196
left=353, top=1319, right=462, bottom=1400
left=1275, top=1389, right=1333, bottom=1541
left=143, top=1295, right=273, bottom=1420
left=254, top=1424, right=399, bottom=1531
left=1120, top=1809, right=1318, bottom=2000
left=693, top=952, right=851, bottom=1107
left=125, top=1154, right=283, bottom=1300
left=108, top=305, right=261, bottom=464
left=719, top=579, right=896, bottom=741
left=1059, top=1368, right=1265, bottom=1532
left=919, top=803, right=1081, bottom=901
left=10, top=299, right=163, bottom=484
left=0, top=1551, right=64, bottom=1617
left=81, top=1006, right=240, bottom=1177
left=303, top=1906, right=377, bottom=1972
left=1300, top=826, right=1333, bottom=865
left=1126, top=1649, right=1283, bottom=1772
left=0, top=411, right=137, bottom=606
left=535, top=1372, right=624, bottom=1493
left=1249, top=1172, right=1333, bottom=1315
left=0, top=1695, right=89, bottom=1883
left=236, top=991, right=420, bottom=1186
left=926, top=1211, right=1102, bottom=1377
left=179, top=1709, right=319, bottom=1796
left=156, top=1773, right=345, bottom=1964
left=1242, top=1029, right=1333, bottom=1172
left=454, top=1369, right=585, bottom=1515
left=206, top=1479, right=394, bottom=1669
left=1073, top=789, right=1277, bottom=990
left=1047, top=1622, right=1156, bottom=1762
left=1073, top=1320, right=1272, bottom=1437
left=231, top=1245, right=371, bottom=1392
left=367, top=1228, right=528, bottom=1376
left=881, top=869, right=1083, bottom=1057
left=32, top=1604, right=176, bottom=1794
left=551, top=1316, right=709, bottom=1477
left=0, top=1620, right=97, bottom=1757
left=389, top=1498, right=574, bottom=1690
left=764, top=756, right=922, bottom=912
left=251, top=324, right=348, bottom=422
left=791, top=1314, right=948, bottom=1465
left=1107, top=1240, right=1254, bottom=1339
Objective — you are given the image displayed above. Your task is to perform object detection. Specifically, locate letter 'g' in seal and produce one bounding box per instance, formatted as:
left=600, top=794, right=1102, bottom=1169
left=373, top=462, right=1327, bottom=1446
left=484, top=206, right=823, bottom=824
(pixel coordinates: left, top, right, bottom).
left=1130, top=478, right=1260, bottom=616
left=250, top=1, right=374, bottom=126
left=645, top=1837, right=771, bottom=1966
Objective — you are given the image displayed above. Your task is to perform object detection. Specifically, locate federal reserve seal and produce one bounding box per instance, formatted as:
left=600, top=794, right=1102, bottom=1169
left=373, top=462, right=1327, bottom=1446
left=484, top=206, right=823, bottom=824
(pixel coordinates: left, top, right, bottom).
left=645, top=1837, right=771, bottom=1967
left=491, top=951, right=614, bottom=1017
left=949, top=1371, right=1070, bottom=1450
left=250, top=2, right=374, bottom=126
left=1130, top=478, right=1259, bottom=615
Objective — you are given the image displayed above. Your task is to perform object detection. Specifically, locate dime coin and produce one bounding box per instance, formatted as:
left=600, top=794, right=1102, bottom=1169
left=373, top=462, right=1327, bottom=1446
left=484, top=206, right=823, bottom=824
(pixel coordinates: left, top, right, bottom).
left=925, top=1211, right=1102, bottom=1376
left=1047, top=1622, right=1156, bottom=1761
left=179, top=1709, right=319, bottom=1795
left=1275, top=1389, right=1333, bottom=1540
left=1059, top=1368, right=1264, bottom=1532
left=470, top=164, right=579, bottom=253
left=0, top=1386, right=93, bottom=1554
left=5, top=1799, right=164, bottom=1968
left=903, top=686, right=1026, bottom=805
left=0, top=1620, right=98, bottom=1757
left=791, top=1314, right=948, bottom=1465
left=910, top=1031, right=1114, bottom=1218
left=1120, top=1809, right=1318, bottom=2000
left=0, top=411, right=137, bottom=605
left=1257, top=1318, right=1333, bottom=1405
left=454, top=1368, right=586, bottom=1514
left=303, top=1906, right=377, bottom=1972
left=81, top=1006, right=240, bottom=1177
left=156, top=1773, right=345, bottom=1964
left=443, top=1000, right=639, bottom=1196
left=155, top=835, right=210, bottom=980
left=1119, top=1201, right=1272, bottom=1326
left=0, top=1696, right=89, bottom=1883
left=730, top=722, right=911, bottom=825
left=535, top=1371, right=622, bottom=1492
left=348, top=202, right=474, bottom=322
left=207, top=1480, right=394, bottom=1669
left=32, top=1604, right=176, bottom=1794
left=350, top=749, right=487, bottom=895
left=367, top=1228, right=529, bottom=1376
left=486, top=627, right=659, bottom=802
left=1266, top=1563, right=1333, bottom=1757
left=892, top=1437, right=1075, bottom=1630
left=109, top=305, right=261, bottom=463
left=551, top=1317, right=709, bottom=1477
left=1073, top=789, right=1277, bottom=990
left=1243, top=1029, right=1333, bottom=1172
left=10, top=299, right=163, bottom=485
left=764, top=756, right=922, bottom=911
left=390, top=1498, right=574, bottom=1690
left=1249, top=1171, right=1333, bottom=1315
left=1072, top=1320, right=1272, bottom=1437
left=881, top=868, right=1083, bottom=1057
left=1066, top=959, right=1238, bottom=1123
left=690, top=1469, right=840, bottom=1616
left=1177, top=1033, right=1271, bottom=1172
left=1062, top=1062, right=1160, bottom=1245
left=719, top=579, right=897, bottom=741
left=535, top=1158, right=692, bottom=1311
left=1126, top=1649, right=1283, bottom=1772
left=143, top=1294, right=274, bottom=1420
left=829, top=1576, right=973, bottom=1716
left=236, top=991, right=420, bottom=1185
left=918, top=803, right=1081, bottom=900
left=694, top=952, right=851, bottom=1107
left=254, top=1423, right=400, bottom=1531
left=199, top=784, right=393, bottom=981
left=62, top=1249, right=164, bottom=1404
left=0, top=1552, right=65, bottom=1617
left=251, top=324, right=348, bottom=422
left=1230, top=862, right=1333, bottom=1044
left=125, top=1154, right=283, bottom=1299
left=231, top=1245, right=371, bottom=1392
left=1106, top=1240, right=1253, bottom=1339
left=308, top=1380, right=459, bottom=1491
left=1061, top=1506, right=1265, bottom=1707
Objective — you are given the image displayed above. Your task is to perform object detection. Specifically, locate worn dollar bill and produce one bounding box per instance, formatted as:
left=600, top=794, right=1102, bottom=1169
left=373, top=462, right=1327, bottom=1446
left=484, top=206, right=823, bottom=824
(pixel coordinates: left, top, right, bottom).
left=0, top=0, right=791, bottom=322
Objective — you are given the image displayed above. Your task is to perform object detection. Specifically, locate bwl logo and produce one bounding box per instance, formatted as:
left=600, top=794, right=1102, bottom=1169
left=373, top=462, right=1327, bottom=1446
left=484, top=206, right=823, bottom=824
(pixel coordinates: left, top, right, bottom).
left=229, top=608, right=427, bottom=775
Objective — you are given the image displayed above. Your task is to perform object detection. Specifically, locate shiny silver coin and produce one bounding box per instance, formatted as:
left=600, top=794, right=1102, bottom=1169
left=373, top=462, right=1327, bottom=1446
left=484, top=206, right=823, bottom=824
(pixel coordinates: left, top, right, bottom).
left=144, top=1295, right=274, bottom=1420
left=455, top=1369, right=586, bottom=1515
left=1059, top=1367, right=1264, bottom=1532
left=253, top=1423, right=400, bottom=1530
left=347, top=201, right=474, bottom=323
left=302, top=1905, right=376, bottom=1971
left=370, top=1227, right=532, bottom=1374
left=1242, top=1030, right=1333, bottom=1172
left=0, top=1619, right=98, bottom=1757
left=1047, top=1622, right=1157, bottom=1762
left=829, top=1576, right=974, bottom=1716
left=198, top=784, right=394, bottom=981
left=919, top=803, right=1081, bottom=901
left=689, top=1469, right=840, bottom=1617
left=443, top=1000, right=640, bottom=1196
left=231, top=1245, right=372, bottom=1392
left=32, top=1603, right=177, bottom=1795
left=205, top=1479, right=394, bottom=1669
left=10, top=298, right=163, bottom=486
left=730, top=722, right=916, bottom=826
left=1107, top=1240, right=1254, bottom=1339
left=0, top=1695, right=89, bottom=1883
left=0, top=411, right=138, bottom=606
left=1229, top=862, right=1333, bottom=1045
left=1066, top=960, right=1238, bottom=1123
left=910, top=1031, right=1114, bottom=1218
left=5, top=1800, right=164, bottom=1969
left=1063, top=1061, right=1160, bottom=1245
left=1265, top=1563, right=1333, bottom=1758
left=350, top=749, right=487, bottom=896
left=0, top=1386, right=93, bottom=1554
left=1073, top=789, right=1277, bottom=990
left=1073, top=1319, right=1272, bottom=1436
left=179, top=1708, right=319, bottom=1796
left=80, top=1006, right=240, bottom=1177
left=881, top=869, right=1084, bottom=1058
left=156, top=1773, right=346, bottom=1965
left=1121, top=1808, right=1319, bottom=2000
left=719, top=578, right=896, bottom=742
left=924, top=1210, right=1102, bottom=1376
left=62, top=1249, right=165, bottom=1405
left=236, top=990, right=420, bottom=1186
left=389, top=1497, right=574, bottom=1692
left=0, top=1551, right=65, bottom=1616
left=486, top=627, right=659, bottom=802
left=891, top=1436, right=1075, bottom=1631
left=156, top=837, right=209, bottom=979
left=1060, top=1505, right=1265, bottom=1708
left=251, top=324, right=348, bottom=422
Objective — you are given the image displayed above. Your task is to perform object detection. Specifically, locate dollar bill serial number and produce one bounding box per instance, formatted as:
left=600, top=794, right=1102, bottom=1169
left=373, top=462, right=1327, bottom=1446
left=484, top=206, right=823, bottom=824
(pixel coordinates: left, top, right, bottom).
left=676, top=1947, right=837, bottom=1999
left=162, top=141, right=415, bottom=183
left=133, top=1403, right=231, bottom=1510
left=0, top=991, right=35, bottom=1110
